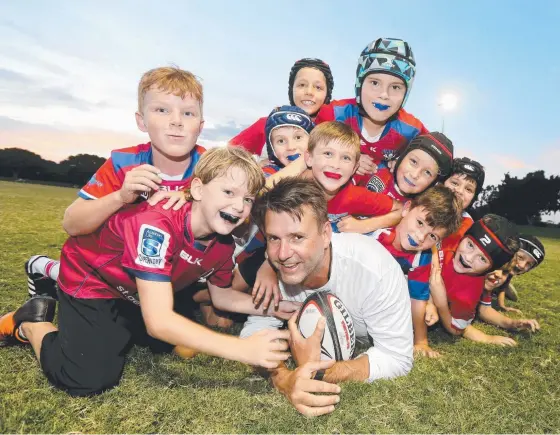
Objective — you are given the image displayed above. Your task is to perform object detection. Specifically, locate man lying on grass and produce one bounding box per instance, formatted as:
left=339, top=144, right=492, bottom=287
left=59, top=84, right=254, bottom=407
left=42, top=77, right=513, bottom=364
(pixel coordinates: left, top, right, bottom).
left=240, top=177, right=414, bottom=417
left=0, top=147, right=297, bottom=397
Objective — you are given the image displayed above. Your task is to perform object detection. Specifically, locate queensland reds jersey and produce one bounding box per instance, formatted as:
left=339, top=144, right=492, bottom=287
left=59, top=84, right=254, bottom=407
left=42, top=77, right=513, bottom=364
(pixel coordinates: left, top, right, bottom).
left=58, top=202, right=235, bottom=305
left=370, top=227, right=432, bottom=300
left=352, top=162, right=408, bottom=203
left=229, top=117, right=267, bottom=156
left=479, top=289, right=493, bottom=307
left=79, top=143, right=206, bottom=200
left=314, top=98, right=428, bottom=164
left=328, top=182, right=393, bottom=232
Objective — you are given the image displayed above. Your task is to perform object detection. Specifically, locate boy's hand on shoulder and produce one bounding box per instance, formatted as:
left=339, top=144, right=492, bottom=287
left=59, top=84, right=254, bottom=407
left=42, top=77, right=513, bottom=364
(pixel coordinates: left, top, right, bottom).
left=119, top=164, right=162, bottom=204
left=253, top=260, right=281, bottom=310
left=148, top=190, right=188, bottom=210
left=356, top=154, right=377, bottom=176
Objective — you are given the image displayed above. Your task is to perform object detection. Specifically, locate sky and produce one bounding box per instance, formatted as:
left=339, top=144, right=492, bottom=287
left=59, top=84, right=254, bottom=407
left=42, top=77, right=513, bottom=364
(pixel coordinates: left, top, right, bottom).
left=1, top=0, right=559, bottom=193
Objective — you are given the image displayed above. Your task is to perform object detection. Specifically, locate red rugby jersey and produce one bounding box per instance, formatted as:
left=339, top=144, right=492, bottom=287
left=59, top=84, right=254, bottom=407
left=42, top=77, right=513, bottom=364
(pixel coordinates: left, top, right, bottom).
left=58, top=202, right=235, bottom=304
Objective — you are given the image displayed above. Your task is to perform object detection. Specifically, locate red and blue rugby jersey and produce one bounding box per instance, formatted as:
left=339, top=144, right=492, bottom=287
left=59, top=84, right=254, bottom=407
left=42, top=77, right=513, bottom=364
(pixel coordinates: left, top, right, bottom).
left=315, top=98, right=428, bottom=164
left=352, top=161, right=409, bottom=203
left=58, top=202, right=235, bottom=303
left=370, top=227, right=432, bottom=300
left=229, top=117, right=267, bottom=156
left=79, top=142, right=206, bottom=200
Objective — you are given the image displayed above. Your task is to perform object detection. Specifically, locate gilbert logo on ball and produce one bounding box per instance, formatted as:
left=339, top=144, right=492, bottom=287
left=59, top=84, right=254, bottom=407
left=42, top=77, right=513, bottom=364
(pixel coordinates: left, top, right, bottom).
left=296, top=292, right=355, bottom=361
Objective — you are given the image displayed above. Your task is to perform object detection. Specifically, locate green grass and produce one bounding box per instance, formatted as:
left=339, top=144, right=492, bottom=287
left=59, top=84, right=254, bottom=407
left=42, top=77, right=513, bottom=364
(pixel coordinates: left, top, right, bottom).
left=1, top=180, right=559, bottom=433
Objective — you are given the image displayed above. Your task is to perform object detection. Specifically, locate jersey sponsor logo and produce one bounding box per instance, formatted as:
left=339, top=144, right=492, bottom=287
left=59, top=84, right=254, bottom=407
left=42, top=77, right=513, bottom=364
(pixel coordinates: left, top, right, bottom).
left=135, top=224, right=170, bottom=269
left=116, top=285, right=140, bottom=306
left=366, top=175, right=385, bottom=193
left=87, top=174, right=103, bottom=187
left=180, top=250, right=203, bottom=266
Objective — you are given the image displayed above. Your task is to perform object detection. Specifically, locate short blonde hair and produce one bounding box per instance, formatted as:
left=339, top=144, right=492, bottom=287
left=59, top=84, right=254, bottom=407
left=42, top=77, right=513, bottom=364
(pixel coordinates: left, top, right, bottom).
left=308, top=121, right=360, bottom=161
left=138, top=66, right=203, bottom=113
left=185, top=147, right=265, bottom=201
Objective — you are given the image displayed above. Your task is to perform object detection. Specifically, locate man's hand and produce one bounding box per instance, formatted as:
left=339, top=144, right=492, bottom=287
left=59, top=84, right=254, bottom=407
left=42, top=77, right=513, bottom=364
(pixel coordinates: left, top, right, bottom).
left=336, top=216, right=368, bottom=234
left=512, top=318, right=540, bottom=332
left=253, top=261, right=281, bottom=310
left=271, top=301, right=302, bottom=320
left=355, top=154, right=377, bottom=176
left=240, top=329, right=291, bottom=368
left=486, top=335, right=517, bottom=347
left=147, top=190, right=188, bottom=210
left=503, top=306, right=523, bottom=314
left=424, top=301, right=439, bottom=326
left=279, top=360, right=340, bottom=418
left=288, top=312, right=324, bottom=367
left=118, top=164, right=162, bottom=204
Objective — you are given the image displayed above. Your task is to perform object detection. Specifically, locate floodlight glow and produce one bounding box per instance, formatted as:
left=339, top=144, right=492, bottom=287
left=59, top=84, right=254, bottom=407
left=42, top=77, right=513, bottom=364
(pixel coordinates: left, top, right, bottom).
left=439, top=93, right=458, bottom=111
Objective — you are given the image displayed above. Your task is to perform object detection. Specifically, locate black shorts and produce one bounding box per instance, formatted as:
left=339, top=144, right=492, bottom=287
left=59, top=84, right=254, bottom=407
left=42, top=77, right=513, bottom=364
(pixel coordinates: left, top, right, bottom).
left=237, top=247, right=266, bottom=288
left=40, top=288, right=195, bottom=397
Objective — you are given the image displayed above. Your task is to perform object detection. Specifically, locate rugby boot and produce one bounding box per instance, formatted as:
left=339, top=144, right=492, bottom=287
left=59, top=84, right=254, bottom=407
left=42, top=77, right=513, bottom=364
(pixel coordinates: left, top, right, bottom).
left=0, top=296, right=56, bottom=345
left=25, top=255, right=58, bottom=299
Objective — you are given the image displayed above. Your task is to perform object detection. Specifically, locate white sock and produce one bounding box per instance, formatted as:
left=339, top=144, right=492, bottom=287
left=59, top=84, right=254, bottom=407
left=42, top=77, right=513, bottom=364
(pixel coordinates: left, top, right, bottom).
left=30, top=256, right=60, bottom=280
left=18, top=325, right=27, bottom=340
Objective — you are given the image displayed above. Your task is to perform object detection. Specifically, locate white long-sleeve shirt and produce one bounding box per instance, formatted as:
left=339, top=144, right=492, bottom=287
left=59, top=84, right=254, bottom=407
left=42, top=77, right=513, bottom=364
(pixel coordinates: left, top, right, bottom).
left=240, top=232, right=413, bottom=382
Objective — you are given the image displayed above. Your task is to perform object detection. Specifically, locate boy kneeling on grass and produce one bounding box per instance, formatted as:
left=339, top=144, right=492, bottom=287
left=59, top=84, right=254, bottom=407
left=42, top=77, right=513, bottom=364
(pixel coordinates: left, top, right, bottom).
left=0, top=147, right=297, bottom=397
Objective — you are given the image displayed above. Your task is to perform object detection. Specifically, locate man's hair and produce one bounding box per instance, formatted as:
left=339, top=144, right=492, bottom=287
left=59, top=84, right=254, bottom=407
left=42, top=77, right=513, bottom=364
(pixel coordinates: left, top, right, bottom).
left=138, top=66, right=203, bottom=113
left=185, top=147, right=264, bottom=201
left=308, top=121, right=361, bottom=161
left=408, top=185, right=462, bottom=237
left=481, top=214, right=520, bottom=253
left=252, top=177, right=328, bottom=231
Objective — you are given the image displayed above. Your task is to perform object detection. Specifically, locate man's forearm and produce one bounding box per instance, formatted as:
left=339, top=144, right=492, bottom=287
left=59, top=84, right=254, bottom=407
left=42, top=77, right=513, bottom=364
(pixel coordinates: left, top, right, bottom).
left=323, top=355, right=369, bottom=383
left=63, top=192, right=124, bottom=236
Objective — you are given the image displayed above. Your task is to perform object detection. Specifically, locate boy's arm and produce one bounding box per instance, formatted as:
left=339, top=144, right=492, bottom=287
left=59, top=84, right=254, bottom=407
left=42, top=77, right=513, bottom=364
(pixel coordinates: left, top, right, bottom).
left=265, top=157, right=308, bottom=188
left=136, top=279, right=290, bottom=368
left=478, top=304, right=540, bottom=332
left=228, top=118, right=267, bottom=155
left=64, top=161, right=162, bottom=236
left=462, top=324, right=517, bottom=346
left=207, top=282, right=299, bottom=320
left=337, top=208, right=402, bottom=234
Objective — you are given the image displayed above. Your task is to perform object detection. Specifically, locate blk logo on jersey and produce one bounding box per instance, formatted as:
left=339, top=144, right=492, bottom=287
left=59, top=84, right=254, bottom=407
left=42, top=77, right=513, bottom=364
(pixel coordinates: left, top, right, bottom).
left=180, top=250, right=202, bottom=266
left=136, top=224, right=170, bottom=269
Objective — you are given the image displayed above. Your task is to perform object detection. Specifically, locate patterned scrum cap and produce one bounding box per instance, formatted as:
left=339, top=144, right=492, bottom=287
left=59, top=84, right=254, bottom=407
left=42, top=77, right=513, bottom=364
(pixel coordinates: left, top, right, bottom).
left=355, top=38, right=416, bottom=106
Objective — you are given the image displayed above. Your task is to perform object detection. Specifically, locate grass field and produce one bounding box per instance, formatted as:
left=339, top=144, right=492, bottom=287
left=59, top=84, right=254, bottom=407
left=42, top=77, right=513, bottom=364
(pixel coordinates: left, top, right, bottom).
left=0, top=180, right=559, bottom=433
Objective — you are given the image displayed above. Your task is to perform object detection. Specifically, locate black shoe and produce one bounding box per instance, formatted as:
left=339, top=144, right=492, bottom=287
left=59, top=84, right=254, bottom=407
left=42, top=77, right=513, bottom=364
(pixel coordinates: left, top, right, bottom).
left=25, top=255, right=58, bottom=299
left=0, top=296, right=56, bottom=345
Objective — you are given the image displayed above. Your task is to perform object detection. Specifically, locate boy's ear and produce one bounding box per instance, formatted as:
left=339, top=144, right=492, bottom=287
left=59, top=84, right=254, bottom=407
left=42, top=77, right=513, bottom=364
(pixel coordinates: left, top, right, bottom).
left=197, top=119, right=205, bottom=136
left=135, top=111, right=148, bottom=133
left=190, top=177, right=203, bottom=201
left=401, top=200, right=411, bottom=217
left=321, top=219, right=332, bottom=249
left=304, top=149, right=313, bottom=167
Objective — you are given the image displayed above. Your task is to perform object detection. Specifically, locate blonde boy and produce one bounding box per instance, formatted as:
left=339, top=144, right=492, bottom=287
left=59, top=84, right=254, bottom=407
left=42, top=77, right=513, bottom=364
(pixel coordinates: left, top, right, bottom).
left=1, top=148, right=297, bottom=396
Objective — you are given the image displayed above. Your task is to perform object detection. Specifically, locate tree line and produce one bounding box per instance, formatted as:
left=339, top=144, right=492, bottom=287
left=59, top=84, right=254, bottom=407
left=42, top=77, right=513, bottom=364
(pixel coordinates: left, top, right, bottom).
left=1, top=147, right=559, bottom=226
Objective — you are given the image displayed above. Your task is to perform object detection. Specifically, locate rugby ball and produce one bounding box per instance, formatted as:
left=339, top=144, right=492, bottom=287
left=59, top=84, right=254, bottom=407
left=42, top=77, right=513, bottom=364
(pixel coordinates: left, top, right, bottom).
left=296, top=292, right=355, bottom=361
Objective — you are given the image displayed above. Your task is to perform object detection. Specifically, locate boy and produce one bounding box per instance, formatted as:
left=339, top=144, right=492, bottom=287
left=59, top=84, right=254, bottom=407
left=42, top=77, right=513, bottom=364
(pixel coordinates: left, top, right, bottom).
left=369, top=186, right=462, bottom=358
left=26, top=66, right=208, bottom=299
left=314, top=38, right=427, bottom=175
left=341, top=132, right=454, bottom=234
left=230, top=59, right=333, bottom=157
left=0, top=147, right=297, bottom=397
left=238, top=122, right=402, bottom=305
left=428, top=214, right=519, bottom=347
left=460, top=261, right=540, bottom=347
left=442, top=157, right=486, bottom=243
left=494, top=233, right=546, bottom=311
